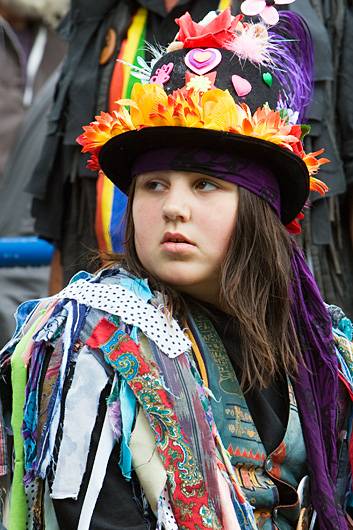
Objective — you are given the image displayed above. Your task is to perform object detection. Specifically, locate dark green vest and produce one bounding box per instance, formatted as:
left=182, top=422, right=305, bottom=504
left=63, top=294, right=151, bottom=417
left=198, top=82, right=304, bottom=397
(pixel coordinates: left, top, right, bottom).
left=193, top=314, right=307, bottom=530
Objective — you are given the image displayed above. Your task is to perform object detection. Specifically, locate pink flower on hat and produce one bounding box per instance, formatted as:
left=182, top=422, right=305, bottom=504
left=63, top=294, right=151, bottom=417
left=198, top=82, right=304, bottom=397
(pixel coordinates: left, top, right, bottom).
left=240, top=0, right=295, bottom=25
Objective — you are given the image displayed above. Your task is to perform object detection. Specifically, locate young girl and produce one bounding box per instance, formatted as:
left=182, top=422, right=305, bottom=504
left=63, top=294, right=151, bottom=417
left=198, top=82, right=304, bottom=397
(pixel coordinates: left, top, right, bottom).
left=1, top=6, right=353, bottom=530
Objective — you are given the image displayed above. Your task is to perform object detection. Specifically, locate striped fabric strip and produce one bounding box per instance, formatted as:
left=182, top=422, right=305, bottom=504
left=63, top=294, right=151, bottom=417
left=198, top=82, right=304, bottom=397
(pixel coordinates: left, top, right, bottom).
left=77, top=411, right=115, bottom=530
left=95, top=0, right=232, bottom=253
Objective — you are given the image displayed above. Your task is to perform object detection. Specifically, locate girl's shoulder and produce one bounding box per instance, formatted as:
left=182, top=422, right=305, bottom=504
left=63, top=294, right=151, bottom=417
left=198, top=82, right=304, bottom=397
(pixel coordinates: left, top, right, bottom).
left=0, top=268, right=141, bottom=368
left=0, top=267, right=190, bottom=371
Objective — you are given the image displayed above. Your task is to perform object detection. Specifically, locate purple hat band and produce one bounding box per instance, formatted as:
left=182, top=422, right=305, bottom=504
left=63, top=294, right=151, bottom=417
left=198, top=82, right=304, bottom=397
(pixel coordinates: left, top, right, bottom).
left=131, top=148, right=281, bottom=217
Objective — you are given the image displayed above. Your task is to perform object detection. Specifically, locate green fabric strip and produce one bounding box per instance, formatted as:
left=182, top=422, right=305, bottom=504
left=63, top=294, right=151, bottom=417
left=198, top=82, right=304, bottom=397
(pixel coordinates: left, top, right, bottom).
left=9, top=312, right=46, bottom=530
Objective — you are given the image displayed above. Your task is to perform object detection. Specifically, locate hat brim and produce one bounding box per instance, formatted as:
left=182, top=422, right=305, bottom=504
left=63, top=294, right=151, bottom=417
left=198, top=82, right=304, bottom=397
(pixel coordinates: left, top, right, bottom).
left=99, top=127, right=310, bottom=225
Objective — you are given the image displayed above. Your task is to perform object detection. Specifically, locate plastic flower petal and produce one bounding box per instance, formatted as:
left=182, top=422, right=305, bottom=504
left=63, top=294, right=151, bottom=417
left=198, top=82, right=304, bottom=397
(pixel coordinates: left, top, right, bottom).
left=260, top=5, right=279, bottom=25
left=310, top=176, right=329, bottom=195
left=241, top=0, right=266, bottom=17
left=76, top=110, right=133, bottom=153
left=175, top=8, right=243, bottom=48
left=240, top=0, right=294, bottom=25
left=186, top=73, right=214, bottom=93
left=202, top=89, right=240, bottom=130
left=303, top=149, right=330, bottom=175
left=286, top=212, right=305, bottom=235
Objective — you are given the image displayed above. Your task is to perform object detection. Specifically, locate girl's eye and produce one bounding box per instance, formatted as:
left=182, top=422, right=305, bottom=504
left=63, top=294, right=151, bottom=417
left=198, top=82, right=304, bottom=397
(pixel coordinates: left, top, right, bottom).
left=195, top=180, right=218, bottom=191
left=144, top=180, right=167, bottom=191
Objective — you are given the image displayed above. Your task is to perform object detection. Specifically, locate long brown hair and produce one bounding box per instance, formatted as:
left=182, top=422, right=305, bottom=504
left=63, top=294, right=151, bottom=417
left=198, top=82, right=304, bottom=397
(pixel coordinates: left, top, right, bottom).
left=103, top=181, right=301, bottom=389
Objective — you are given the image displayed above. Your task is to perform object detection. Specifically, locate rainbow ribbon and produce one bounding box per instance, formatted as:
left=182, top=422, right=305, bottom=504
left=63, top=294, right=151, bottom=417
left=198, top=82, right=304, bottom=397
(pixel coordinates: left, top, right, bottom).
left=95, top=0, right=231, bottom=253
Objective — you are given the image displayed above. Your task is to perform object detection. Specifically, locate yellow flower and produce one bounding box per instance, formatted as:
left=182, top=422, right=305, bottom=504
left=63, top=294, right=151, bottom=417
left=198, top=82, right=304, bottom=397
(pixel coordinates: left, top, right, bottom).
left=201, top=89, right=240, bottom=131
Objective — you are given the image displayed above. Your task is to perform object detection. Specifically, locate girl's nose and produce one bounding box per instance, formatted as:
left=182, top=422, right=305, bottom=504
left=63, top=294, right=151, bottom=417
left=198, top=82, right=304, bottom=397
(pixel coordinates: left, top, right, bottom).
left=162, top=187, right=191, bottom=223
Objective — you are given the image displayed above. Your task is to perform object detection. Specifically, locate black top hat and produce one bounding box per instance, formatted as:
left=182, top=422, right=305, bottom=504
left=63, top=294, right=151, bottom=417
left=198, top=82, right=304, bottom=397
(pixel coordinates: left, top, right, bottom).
left=78, top=8, right=328, bottom=230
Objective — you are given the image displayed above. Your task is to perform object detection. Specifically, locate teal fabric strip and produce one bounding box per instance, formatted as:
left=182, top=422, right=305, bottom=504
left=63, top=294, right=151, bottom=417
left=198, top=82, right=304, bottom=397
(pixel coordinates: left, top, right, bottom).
left=119, top=379, right=136, bottom=480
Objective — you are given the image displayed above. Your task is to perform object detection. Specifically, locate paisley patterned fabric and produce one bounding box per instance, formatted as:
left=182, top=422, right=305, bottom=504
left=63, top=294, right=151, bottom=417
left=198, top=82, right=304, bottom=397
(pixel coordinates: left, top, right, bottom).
left=87, top=317, right=223, bottom=530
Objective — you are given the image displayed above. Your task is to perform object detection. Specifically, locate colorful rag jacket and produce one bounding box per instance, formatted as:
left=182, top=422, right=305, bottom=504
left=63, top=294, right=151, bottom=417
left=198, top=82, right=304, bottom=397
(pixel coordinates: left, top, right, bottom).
left=1, top=267, right=353, bottom=530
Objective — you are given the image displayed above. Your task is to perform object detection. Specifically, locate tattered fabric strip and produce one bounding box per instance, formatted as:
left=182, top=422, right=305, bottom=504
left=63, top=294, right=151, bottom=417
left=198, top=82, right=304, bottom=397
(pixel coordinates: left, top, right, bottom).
left=51, top=346, right=109, bottom=499
left=44, top=479, right=60, bottom=530
left=118, top=379, right=136, bottom=480
left=77, top=411, right=115, bottom=530
left=0, top=297, right=53, bottom=369
left=35, top=335, right=63, bottom=474
left=36, top=300, right=87, bottom=479
left=129, top=407, right=167, bottom=515
left=22, top=301, right=69, bottom=482
left=9, top=313, right=51, bottom=530
left=334, top=331, right=353, bottom=400
left=149, top=326, right=255, bottom=529
left=58, top=279, right=190, bottom=357
left=91, top=319, right=223, bottom=530
left=23, top=341, right=48, bottom=483
left=157, top=487, right=178, bottom=530
left=0, top=399, right=7, bottom=476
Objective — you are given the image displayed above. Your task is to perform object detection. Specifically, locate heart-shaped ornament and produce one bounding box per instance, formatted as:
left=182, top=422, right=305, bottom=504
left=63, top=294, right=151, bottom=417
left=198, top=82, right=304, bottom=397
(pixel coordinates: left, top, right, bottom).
left=262, top=72, right=273, bottom=88
left=194, top=51, right=212, bottom=63
left=232, top=74, right=252, bottom=97
left=185, top=48, right=222, bottom=75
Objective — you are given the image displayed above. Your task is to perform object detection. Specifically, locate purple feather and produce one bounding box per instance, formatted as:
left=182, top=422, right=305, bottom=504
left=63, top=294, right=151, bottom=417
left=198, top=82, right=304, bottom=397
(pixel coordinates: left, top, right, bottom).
left=268, top=11, right=314, bottom=122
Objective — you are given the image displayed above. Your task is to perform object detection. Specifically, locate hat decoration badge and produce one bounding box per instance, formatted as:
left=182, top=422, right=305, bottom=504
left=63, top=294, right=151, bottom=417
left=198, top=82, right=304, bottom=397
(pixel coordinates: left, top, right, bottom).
left=77, top=3, right=329, bottom=234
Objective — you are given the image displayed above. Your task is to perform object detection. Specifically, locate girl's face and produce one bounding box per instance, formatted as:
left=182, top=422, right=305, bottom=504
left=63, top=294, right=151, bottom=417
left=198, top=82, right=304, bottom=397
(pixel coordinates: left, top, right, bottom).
left=132, top=170, right=239, bottom=304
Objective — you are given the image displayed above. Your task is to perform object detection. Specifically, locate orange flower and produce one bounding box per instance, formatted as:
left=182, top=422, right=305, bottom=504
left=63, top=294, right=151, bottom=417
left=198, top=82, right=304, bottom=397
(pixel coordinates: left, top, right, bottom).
left=76, top=109, right=133, bottom=153
left=309, top=176, right=329, bottom=195
left=303, top=148, right=330, bottom=175
left=77, top=83, right=329, bottom=198
left=229, top=103, right=300, bottom=150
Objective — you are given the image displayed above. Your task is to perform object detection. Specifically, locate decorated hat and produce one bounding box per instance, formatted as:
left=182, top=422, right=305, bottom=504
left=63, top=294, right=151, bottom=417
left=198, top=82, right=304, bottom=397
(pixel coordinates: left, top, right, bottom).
left=77, top=5, right=329, bottom=233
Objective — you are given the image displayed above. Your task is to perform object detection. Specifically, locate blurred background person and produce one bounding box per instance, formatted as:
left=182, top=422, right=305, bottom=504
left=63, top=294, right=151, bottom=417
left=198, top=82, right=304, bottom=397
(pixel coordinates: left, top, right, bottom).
left=0, top=2, right=67, bottom=524
left=0, top=0, right=68, bottom=345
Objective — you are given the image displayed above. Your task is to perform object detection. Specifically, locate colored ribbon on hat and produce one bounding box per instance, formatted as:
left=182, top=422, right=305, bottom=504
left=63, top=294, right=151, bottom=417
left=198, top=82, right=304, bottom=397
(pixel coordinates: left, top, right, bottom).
left=95, top=0, right=232, bottom=253
left=131, top=147, right=281, bottom=217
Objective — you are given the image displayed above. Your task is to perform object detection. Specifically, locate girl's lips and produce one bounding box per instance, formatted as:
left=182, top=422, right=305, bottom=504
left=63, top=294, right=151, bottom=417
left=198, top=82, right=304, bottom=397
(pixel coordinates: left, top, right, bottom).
left=161, top=241, right=197, bottom=254
left=161, top=232, right=195, bottom=245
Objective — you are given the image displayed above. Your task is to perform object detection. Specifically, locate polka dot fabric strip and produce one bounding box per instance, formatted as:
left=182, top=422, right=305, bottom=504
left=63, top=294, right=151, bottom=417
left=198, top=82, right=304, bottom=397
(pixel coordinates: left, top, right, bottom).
left=58, top=280, right=191, bottom=358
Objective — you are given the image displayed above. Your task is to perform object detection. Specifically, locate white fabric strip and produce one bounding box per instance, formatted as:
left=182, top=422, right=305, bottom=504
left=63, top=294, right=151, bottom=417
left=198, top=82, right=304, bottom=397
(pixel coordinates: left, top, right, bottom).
left=77, top=411, right=115, bottom=530
left=58, top=280, right=190, bottom=357
left=44, top=480, right=60, bottom=530
left=51, top=347, right=109, bottom=499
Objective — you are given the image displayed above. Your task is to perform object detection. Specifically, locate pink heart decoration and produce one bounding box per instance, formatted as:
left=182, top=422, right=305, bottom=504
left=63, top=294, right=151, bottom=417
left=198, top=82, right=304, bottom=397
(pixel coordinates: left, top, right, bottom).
left=185, top=48, right=222, bottom=75
left=194, top=51, right=212, bottom=63
left=150, top=62, right=174, bottom=84
left=231, top=74, right=252, bottom=97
